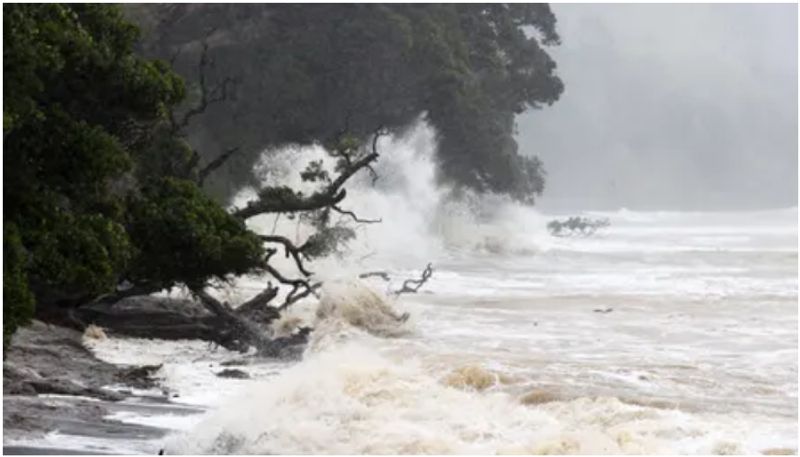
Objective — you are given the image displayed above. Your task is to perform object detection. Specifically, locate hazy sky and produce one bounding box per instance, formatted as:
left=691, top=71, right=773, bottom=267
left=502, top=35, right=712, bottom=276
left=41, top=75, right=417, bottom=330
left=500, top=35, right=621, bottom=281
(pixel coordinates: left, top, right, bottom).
left=517, top=4, right=798, bottom=211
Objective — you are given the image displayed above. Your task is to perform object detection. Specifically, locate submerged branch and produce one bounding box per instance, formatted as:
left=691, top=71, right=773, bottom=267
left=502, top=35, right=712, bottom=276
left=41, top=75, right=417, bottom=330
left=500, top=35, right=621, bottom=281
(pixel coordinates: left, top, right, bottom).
left=394, top=263, right=434, bottom=295
left=332, top=205, right=381, bottom=224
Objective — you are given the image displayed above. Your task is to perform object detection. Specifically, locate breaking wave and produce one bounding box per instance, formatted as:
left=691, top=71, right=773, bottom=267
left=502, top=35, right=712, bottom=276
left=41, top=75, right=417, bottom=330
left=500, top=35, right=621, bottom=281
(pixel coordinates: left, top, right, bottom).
left=163, top=329, right=793, bottom=454
left=229, top=121, right=556, bottom=275
left=155, top=122, right=798, bottom=455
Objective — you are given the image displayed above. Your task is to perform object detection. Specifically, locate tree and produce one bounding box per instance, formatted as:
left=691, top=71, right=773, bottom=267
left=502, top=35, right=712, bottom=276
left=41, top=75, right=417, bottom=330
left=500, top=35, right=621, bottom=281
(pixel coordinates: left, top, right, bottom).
left=125, top=4, right=563, bottom=204
left=4, top=4, right=466, bottom=355
left=3, top=224, right=35, bottom=350
left=2, top=4, right=264, bottom=345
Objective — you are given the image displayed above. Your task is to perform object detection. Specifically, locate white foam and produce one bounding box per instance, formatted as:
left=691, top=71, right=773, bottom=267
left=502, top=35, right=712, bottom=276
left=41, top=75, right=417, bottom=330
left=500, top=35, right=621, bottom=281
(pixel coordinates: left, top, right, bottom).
left=163, top=342, right=797, bottom=455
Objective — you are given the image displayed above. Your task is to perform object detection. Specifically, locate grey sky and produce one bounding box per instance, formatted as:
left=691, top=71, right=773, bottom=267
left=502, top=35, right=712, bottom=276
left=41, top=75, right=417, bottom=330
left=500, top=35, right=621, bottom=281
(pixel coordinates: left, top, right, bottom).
left=517, top=4, right=798, bottom=212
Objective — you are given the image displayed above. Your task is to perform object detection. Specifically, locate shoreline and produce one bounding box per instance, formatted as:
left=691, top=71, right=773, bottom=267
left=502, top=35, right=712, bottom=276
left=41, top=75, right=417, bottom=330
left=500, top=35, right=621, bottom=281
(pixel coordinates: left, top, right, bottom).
left=3, top=320, right=203, bottom=455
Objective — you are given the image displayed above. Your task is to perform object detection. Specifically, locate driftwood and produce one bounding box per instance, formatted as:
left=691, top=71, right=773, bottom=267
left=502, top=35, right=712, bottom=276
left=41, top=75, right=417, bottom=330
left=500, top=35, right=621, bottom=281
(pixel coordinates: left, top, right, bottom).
left=394, top=263, right=434, bottom=295
left=190, top=288, right=275, bottom=353
left=359, top=264, right=435, bottom=295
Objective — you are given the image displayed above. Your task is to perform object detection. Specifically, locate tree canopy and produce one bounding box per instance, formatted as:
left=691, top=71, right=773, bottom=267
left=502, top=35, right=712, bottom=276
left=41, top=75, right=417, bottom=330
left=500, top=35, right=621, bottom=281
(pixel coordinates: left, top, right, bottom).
left=2, top=4, right=264, bottom=346
left=3, top=3, right=564, bottom=352
left=127, top=4, right=564, bottom=203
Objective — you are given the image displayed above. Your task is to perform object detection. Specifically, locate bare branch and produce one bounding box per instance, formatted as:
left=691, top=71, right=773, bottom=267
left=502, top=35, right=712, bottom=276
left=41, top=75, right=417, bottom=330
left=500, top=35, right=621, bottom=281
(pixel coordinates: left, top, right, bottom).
left=260, top=248, right=320, bottom=309
left=358, top=271, right=391, bottom=282
left=278, top=282, right=322, bottom=311
left=328, top=142, right=353, bottom=168
left=263, top=261, right=314, bottom=292
left=233, top=127, right=388, bottom=220
left=233, top=150, right=379, bottom=219
left=329, top=149, right=380, bottom=193
left=371, top=125, right=386, bottom=156
left=198, top=146, right=240, bottom=186
left=332, top=205, right=381, bottom=224
left=172, top=38, right=237, bottom=134
left=366, top=164, right=379, bottom=185
left=394, top=263, right=434, bottom=296
left=259, top=235, right=313, bottom=277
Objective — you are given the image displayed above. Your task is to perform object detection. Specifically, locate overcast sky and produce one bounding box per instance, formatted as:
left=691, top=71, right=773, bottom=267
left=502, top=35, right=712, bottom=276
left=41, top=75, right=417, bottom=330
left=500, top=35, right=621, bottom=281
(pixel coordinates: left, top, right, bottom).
left=517, top=4, right=798, bottom=212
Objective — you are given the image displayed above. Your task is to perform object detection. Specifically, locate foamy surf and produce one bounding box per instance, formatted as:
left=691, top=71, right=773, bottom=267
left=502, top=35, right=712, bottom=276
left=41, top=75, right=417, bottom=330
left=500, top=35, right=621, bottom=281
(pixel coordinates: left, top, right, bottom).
left=161, top=340, right=794, bottom=455
left=161, top=264, right=794, bottom=455
left=22, top=124, right=794, bottom=455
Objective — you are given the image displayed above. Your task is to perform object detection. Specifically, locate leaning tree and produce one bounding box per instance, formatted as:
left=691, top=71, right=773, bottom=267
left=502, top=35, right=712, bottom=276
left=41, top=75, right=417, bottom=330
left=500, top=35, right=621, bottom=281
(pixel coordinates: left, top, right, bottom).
left=2, top=4, right=431, bottom=355
left=125, top=4, right=564, bottom=205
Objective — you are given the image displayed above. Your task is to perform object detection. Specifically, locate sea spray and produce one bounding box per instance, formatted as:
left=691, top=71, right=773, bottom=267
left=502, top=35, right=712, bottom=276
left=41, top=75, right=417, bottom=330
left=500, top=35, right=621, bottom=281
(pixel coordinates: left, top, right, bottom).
left=123, top=126, right=798, bottom=455
left=162, top=320, right=781, bottom=455
left=229, top=120, right=559, bottom=278
left=314, top=280, right=411, bottom=336
left=76, top=203, right=798, bottom=455
left=163, top=332, right=795, bottom=455
left=160, top=278, right=792, bottom=455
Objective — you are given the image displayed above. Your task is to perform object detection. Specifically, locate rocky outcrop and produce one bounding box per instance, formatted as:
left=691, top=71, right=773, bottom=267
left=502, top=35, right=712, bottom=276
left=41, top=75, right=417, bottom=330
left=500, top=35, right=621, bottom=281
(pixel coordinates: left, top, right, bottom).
left=3, top=321, right=123, bottom=399
left=3, top=320, right=178, bottom=449
left=3, top=320, right=165, bottom=400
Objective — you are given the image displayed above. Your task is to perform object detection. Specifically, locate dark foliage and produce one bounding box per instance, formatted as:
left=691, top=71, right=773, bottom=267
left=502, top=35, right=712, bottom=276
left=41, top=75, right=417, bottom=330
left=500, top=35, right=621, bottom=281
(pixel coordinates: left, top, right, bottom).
left=127, top=4, right=563, bottom=203
left=2, top=4, right=264, bottom=343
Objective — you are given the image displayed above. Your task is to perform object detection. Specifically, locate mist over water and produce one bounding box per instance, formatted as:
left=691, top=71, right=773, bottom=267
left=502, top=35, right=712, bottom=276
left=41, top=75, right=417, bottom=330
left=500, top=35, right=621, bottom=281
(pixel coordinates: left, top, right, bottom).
left=517, top=4, right=798, bottom=212
left=35, top=123, right=794, bottom=455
